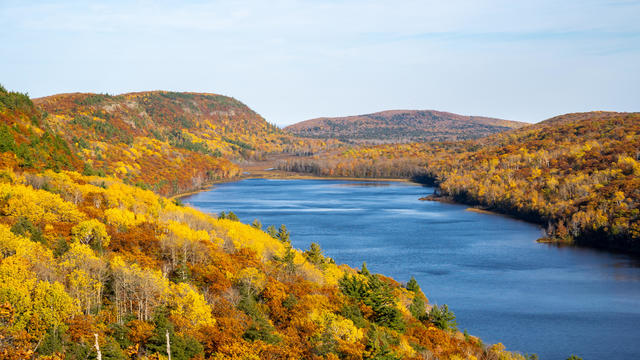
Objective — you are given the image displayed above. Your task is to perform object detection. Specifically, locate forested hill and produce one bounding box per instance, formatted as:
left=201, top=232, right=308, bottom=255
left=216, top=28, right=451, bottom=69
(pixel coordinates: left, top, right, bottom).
left=34, top=91, right=287, bottom=159
left=0, top=89, right=333, bottom=196
left=286, top=110, right=527, bottom=143
left=279, top=111, right=640, bottom=254
left=0, top=86, right=530, bottom=359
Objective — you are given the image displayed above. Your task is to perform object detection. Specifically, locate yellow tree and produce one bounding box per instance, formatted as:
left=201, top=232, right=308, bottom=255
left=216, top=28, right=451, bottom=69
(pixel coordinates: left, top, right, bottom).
left=0, top=256, right=77, bottom=337
left=71, top=219, right=111, bottom=253
left=61, top=243, right=107, bottom=315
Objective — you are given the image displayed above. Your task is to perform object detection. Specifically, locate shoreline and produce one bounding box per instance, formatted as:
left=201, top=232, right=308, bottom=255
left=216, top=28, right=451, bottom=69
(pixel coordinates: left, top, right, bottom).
left=420, top=194, right=548, bottom=227
left=172, top=169, right=640, bottom=258
left=170, top=170, right=418, bottom=200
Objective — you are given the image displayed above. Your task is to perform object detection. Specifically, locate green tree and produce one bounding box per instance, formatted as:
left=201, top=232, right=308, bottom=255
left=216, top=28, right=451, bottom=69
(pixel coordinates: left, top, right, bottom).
left=364, top=275, right=405, bottom=331
left=227, top=211, right=239, bottom=221
left=360, top=262, right=370, bottom=276
left=339, top=273, right=404, bottom=331
left=276, top=224, right=290, bottom=243
left=10, top=216, right=45, bottom=244
left=428, top=304, right=457, bottom=331
left=266, top=225, right=278, bottom=239
left=147, top=308, right=204, bottom=360
left=364, top=325, right=400, bottom=360
left=274, top=244, right=297, bottom=275
left=0, top=124, right=16, bottom=152
left=304, top=242, right=325, bottom=265
left=405, top=276, right=420, bottom=293
left=409, top=295, right=426, bottom=320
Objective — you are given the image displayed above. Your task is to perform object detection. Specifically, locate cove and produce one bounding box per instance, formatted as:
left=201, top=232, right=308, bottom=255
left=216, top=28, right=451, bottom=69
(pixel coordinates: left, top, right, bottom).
left=184, top=178, right=640, bottom=360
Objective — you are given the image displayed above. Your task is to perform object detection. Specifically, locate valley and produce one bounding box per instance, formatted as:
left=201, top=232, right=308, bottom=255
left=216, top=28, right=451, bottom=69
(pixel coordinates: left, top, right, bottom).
left=1, top=85, right=638, bottom=359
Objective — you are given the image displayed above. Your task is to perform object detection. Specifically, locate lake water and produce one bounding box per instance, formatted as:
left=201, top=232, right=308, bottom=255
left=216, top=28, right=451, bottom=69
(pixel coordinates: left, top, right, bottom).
left=184, top=179, right=640, bottom=360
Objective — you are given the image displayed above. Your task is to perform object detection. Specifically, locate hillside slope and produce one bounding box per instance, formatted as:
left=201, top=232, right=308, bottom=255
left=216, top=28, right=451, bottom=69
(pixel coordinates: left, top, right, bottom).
left=0, top=86, right=528, bottom=359
left=21, top=91, right=333, bottom=195
left=279, top=111, right=640, bottom=254
left=34, top=91, right=288, bottom=159
left=286, top=110, right=527, bottom=143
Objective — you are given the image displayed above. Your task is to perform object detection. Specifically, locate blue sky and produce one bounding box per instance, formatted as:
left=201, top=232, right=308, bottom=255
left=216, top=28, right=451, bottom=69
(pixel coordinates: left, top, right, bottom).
left=1, top=0, right=638, bottom=125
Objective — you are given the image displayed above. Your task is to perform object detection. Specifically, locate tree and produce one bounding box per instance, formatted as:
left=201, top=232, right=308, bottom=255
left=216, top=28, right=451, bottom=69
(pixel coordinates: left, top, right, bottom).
left=10, top=217, right=45, bottom=244
left=61, top=243, right=107, bottom=315
left=226, top=211, right=239, bottom=221
left=428, top=304, right=457, bottom=331
left=406, top=276, right=420, bottom=293
left=276, top=224, right=290, bottom=243
left=0, top=256, right=77, bottom=335
left=364, top=325, right=399, bottom=360
left=273, top=245, right=297, bottom=275
left=409, top=295, right=426, bottom=320
left=71, top=219, right=111, bottom=253
left=304, top=242, right=325, bottom=266
left=218, top=211, right=239, bottom=221
left=0, top=124, right=16, bottom=152
left=266, top=225, right=277, bottom=239
left=360, top=262, right=370, bottom=276
left=111, top=256, right=169, bottom=323
left=251, top=219, right=262, bottom=230
left=339, top=273, right=404, bottom=331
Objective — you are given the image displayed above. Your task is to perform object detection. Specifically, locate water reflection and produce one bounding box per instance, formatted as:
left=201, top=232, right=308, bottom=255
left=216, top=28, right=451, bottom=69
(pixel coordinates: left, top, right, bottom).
left=332, top=182, right=392, bottom=187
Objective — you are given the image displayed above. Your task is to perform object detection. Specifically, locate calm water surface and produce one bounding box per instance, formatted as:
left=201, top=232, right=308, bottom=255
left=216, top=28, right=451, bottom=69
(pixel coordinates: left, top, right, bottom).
left=185, top=179, right=640, bottom=360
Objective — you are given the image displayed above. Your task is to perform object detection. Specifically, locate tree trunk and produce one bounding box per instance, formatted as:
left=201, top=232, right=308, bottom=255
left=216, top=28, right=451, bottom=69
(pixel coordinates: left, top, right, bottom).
left=94, top=334, right=102, bottom=360
left=166, top=329, right=172, bottom=360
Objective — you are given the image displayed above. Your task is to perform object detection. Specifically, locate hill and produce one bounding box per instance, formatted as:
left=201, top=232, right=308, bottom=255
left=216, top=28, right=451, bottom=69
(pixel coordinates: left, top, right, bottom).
left=286, top=110, right=527, bottom=143
left=278, top=111, right=640, bottom=254
left=0, top=89, right=331, bottom=196
left=0, top=86, right=528, bottom=359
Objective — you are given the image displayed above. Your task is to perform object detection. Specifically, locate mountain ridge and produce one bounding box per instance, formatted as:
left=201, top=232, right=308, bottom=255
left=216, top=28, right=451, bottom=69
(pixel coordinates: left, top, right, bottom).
left=286, top=109, right=527, bottom=143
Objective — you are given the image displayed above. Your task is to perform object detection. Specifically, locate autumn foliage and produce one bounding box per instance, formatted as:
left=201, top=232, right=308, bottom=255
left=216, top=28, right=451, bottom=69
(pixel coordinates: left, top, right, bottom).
left=0, top=167, right=528, bottom=359
left=286, top=110, right=525, bottom=144
left=0, top=87, right=528, bottom=360
left=279, top=111, right=640, bottom=254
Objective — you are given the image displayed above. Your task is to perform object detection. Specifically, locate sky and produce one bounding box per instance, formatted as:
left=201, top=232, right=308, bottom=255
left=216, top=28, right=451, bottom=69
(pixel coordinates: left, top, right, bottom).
left=1, top=0, right=638, bottom=126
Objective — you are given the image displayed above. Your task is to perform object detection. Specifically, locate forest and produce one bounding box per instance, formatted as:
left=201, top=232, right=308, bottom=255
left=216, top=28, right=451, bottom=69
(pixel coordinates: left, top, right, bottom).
left=31, top=90, right=337, bottom=196
left=0, top=86, right=538, bottom=359
left=278, top=112, right=640, bottom=254
left=285, top=110, right=526, bottom=144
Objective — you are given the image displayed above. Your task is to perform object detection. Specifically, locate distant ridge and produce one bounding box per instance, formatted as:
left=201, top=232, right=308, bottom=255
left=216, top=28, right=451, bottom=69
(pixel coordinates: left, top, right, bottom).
left=286, top=109, right=527, bottom=143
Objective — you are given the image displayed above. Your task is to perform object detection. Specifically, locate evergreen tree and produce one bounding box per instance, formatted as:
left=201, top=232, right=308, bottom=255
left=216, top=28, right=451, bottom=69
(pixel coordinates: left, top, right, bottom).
left=406, top=276, right=420, bottom=293
left=360, top=262, right=370, bottom=276
left=0, top=124, right=16, bottom=152
left=409, top=294, right=426, bottom=320
left=428, top=304, right=457, bottom=331
left=227, top=211, right=239, bottom=221
left=266, top=225, right=278, bottom=239
left=304, top=242, right=325, bottom=265
left=364, top=325, right=400, bottom=360
left=276, top=224, right=290, bottom=243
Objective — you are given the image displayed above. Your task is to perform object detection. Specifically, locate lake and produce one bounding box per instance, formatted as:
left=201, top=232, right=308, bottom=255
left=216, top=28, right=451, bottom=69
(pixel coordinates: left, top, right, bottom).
left=184, top=178, right=640, bottom=360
